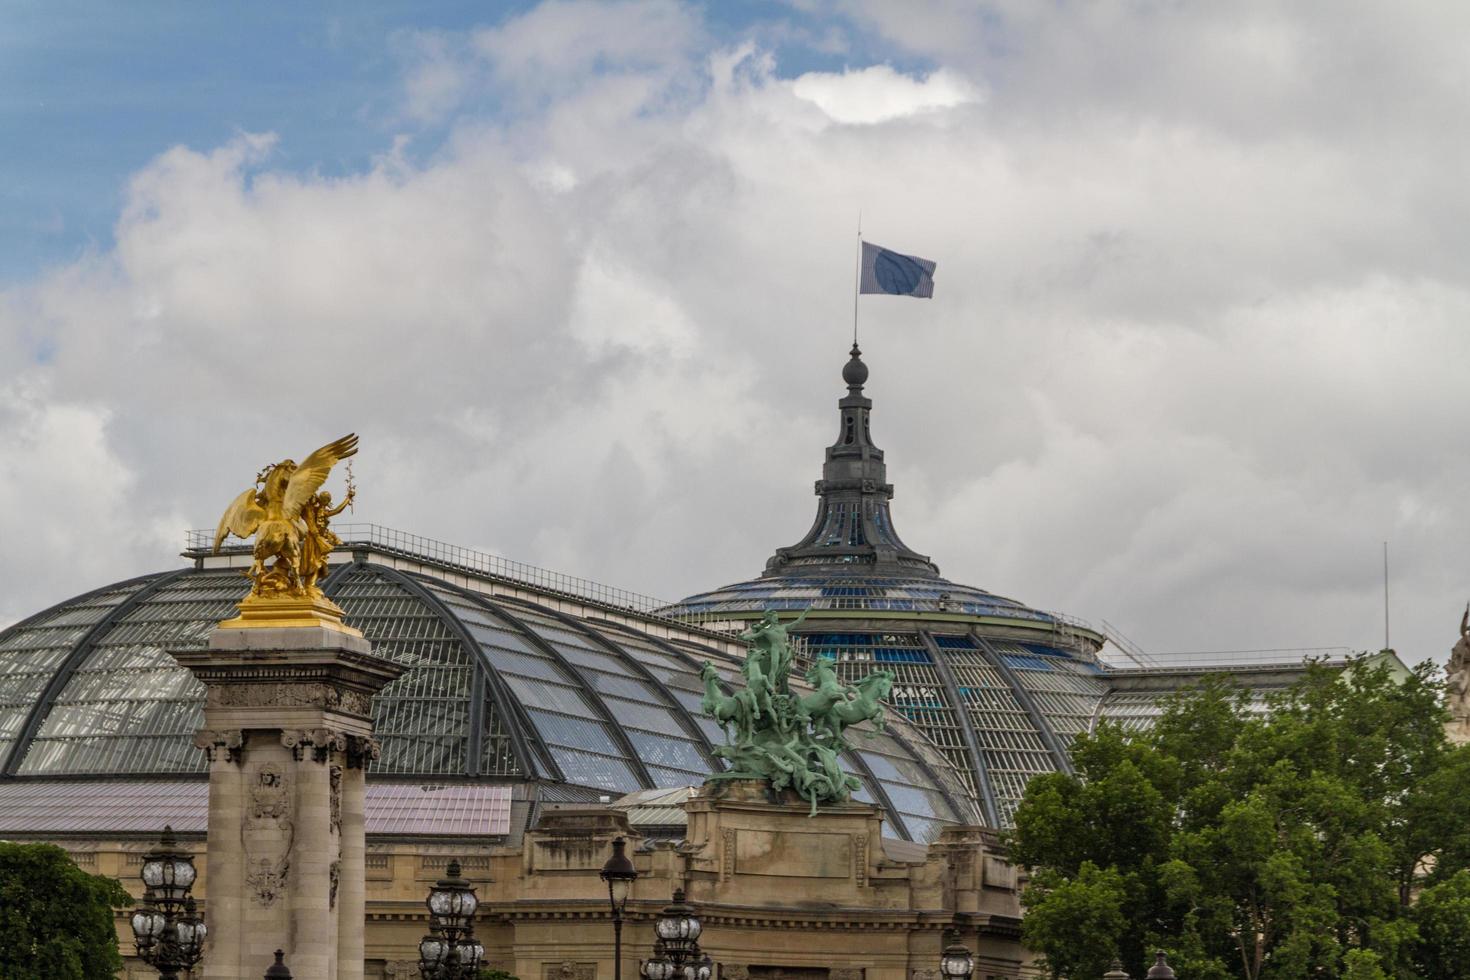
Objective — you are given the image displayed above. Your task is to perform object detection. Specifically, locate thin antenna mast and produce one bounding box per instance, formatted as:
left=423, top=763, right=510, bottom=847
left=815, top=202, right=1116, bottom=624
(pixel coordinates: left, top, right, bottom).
left=852, top=212, right=863, bottom=345
left=1383, top=540, right=1390, bottom=650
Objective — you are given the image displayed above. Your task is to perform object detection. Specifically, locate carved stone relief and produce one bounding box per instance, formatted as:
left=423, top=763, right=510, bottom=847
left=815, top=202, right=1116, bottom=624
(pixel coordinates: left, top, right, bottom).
left=911, top=971, right=941, bottom=980
left=854, top=833, right=868, bottom=887
left=722, top=827, right=736, bottom=879
left=246, top=856, right=288, bottom=907
left=193, top=728, right=243, bottom=764
left=383, top=960, right=420, bottom=980
left=721, top=967, right=750, bottom=980
left=245, top=762, right=292, bottom=906
left=546, top=961, right=596, bottom=980
left=830, top=970, right=865, bottom=980
left=330, top=764, right=343, bottom=835
left=282, top=727, right=347, bottom=763
left=329, top=858, right=341, bottom=909
left=251, top=764, right=289, bottom=819
left=207, top=681, right=373, bottom=716
left=347, top=733, right=382, bottom=770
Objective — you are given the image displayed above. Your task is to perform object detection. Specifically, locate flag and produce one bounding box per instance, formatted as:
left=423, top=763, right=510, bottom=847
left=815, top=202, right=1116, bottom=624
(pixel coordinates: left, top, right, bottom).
left=859, top=241, right=936, bottom=298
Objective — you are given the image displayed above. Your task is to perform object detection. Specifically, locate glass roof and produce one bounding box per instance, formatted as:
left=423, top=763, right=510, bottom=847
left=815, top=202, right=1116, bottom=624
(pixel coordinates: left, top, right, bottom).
left=0, top=564, right=978, bottom=842
left=659, top=573, right=1058, bottom=621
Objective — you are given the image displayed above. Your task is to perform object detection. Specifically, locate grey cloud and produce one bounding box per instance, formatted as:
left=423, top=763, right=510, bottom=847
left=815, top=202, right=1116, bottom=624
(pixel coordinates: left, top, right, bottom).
left=3, top=2, right=1468, bottom=671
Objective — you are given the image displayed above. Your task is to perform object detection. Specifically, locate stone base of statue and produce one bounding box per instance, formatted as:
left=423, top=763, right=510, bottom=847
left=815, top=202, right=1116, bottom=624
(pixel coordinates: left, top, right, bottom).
left=682, top=778, right=885, bottom=909
left=172, top=625, right=402, bottom=980
left=216, top=592, right=362, bottom=635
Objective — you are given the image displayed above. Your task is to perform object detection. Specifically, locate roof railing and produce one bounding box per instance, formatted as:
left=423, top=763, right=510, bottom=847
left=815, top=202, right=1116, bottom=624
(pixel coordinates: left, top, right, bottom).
left=184, top=524, right=1112, bottom=646
left=183, top=523, right=734, bottom=635
left=1098, top=646, right=1360, bottom=670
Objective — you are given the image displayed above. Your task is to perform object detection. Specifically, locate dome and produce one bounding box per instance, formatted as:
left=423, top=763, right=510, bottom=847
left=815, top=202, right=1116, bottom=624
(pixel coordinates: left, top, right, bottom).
left=661, top=346, right=1112, bottom=826
left=0, top=541, right=977, bottom=843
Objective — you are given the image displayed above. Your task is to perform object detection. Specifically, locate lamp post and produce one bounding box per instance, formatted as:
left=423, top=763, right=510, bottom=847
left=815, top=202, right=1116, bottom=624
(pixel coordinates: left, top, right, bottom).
left=600, top=837, right=639, bottom=980
left=129, top=826, right=205, bottom=980
left=939, top=940, right=974, bottom=980
left=418, top=860, right=485, bottom=980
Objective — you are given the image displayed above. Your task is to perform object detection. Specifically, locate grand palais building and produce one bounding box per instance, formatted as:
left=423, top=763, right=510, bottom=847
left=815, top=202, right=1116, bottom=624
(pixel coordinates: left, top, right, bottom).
left=0, top=347, right=1395, bottom=980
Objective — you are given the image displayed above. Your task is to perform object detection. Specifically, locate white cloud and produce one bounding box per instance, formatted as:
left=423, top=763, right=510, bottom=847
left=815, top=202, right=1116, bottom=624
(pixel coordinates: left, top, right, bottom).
left=790, top=65, right=981, bottom=124
left=4, top=1, right=1470, bottom=670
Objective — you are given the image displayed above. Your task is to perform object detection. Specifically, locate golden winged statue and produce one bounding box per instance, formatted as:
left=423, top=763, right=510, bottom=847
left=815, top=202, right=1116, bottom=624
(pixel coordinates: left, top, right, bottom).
left=212, top=433, right=360, bottom=633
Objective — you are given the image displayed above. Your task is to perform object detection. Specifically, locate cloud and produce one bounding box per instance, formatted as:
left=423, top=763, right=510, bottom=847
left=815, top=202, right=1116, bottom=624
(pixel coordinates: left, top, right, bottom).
left=4, top=1, right=1470, bottom=670
left=790, top=65, right=981, bottom=124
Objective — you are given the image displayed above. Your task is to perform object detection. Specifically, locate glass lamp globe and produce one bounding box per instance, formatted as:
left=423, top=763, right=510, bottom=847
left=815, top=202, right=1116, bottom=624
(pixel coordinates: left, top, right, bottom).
left=457, top=937, right=486, bottom=970
left=655, top=890, right=702, bottom=949
left=600, top=837, right=639, bottom=913
left=426, top=861, right=478, bottom=930
left=130, top=907, right=166, bottom=945
left=642, top=953, right=676, bottom=980
left=174, top=898, right=207, bottom=961
left=940, top=943, right=975, bottom=980
left=685, top=950, right=713, bottom=980
left=419, top=934, right=449, bottom=967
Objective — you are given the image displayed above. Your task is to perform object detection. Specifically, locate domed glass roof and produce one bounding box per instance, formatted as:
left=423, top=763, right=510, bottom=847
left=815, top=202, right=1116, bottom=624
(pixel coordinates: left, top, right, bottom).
left=661, top=346, right=1113, bottom=826
left=0, top=557, right=976, bottom=842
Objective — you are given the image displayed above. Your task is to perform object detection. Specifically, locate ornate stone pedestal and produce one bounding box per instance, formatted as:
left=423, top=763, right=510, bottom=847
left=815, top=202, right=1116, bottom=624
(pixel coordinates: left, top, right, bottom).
left=685, top=778, right=883, bottom=910
left=173, top=625, right=402, bottom=980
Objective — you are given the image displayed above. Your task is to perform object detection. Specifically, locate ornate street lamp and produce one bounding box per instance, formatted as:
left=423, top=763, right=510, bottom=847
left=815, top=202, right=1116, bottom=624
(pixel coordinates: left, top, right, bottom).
left=646, top=888, right=711, bottom=980
left=939, top=940, right=974, bottom=980
left=683, top=949, right=714, bottom=980
left=1103, top=960, right=1132, bottom=980
left=418, top=860, right=484, bottom=980
left=130, top=826, right=205, bottom=980
left=640, top=939, right=676, bottom=980
left=600, top=837, right=639, bottom=980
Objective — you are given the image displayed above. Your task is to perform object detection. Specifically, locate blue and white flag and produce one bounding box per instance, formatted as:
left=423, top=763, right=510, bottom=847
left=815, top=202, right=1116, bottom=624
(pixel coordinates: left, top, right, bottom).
left=859, top=241, right=936, bottom=298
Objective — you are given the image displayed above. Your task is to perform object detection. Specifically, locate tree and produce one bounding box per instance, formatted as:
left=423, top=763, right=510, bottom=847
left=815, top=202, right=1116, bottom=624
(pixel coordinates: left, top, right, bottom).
left=1010, top=660, right=1470, bottom=979
left=1410, top=870, right=1470, bottom=980
left=0, top=841, right=132, bottom=980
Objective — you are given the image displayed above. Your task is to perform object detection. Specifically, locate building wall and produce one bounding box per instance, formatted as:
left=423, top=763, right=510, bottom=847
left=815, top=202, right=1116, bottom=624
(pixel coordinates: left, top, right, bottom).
left=40, top=790, right=1030, bottom=980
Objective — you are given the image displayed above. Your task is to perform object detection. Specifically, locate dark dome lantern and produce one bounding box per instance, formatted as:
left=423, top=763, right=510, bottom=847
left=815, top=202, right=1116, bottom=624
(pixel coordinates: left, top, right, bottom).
left=764, top=344, right=939, bottom=579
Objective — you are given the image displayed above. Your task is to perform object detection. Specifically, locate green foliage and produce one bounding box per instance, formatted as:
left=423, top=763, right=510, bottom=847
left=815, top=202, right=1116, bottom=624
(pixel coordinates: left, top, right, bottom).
left=0, top=841, right=132, bottom=980
left=1410, top=870, right=1470, bottom=980
left=1011, top=660, right=1470, bottom=980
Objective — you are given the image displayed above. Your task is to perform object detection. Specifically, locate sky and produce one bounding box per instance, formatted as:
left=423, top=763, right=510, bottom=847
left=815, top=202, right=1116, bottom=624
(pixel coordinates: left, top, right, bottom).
left=2, top=1, right=1468, bottom=667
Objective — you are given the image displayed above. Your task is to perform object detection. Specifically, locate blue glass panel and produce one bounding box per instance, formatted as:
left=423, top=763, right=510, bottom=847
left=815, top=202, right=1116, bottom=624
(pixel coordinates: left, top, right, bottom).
left=880, top=781, right=944, bottom=819
left=599, top=696, right=683, bottom=733
left=482, top=648, right=564, bottom=683
left=502, top=676, right=589, bottom=715
left=549, top=748, right=640, bottom=793
left=625, top=730, right=708, bottom=771
left=1001, top=654, right=1055, bottom=672
left=526, top=709, right=619, bottom=755
left=901, top=814, right=947, bottom=844
left=647, top=765, right=704, bottom=788
left=579, top=671, right=657, bottom=701
left=856, top=752, right=903, bottom=783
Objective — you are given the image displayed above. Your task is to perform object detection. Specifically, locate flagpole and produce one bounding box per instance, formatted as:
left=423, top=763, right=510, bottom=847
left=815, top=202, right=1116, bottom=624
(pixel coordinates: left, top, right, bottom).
left=852, top=212, right=863, bottom=346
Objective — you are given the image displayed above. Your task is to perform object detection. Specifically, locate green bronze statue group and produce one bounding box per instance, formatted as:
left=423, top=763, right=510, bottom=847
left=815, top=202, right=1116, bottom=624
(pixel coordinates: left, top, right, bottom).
left=700, top=610, right=895, bottom=816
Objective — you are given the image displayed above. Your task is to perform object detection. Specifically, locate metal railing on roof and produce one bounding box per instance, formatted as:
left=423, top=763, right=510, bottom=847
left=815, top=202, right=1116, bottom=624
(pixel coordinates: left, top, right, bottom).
left=1098, top=646, right=1359, bottom=670
left=184, top=523, right=733, bottom=634
left=183, top=523, right=1112, bottom=646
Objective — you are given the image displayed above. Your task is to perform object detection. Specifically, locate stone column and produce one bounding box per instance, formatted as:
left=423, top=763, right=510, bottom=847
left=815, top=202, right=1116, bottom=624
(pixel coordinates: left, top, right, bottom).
left=337, top=743, right=371, bottom=980
left=174, top=625, right=402, bottom=980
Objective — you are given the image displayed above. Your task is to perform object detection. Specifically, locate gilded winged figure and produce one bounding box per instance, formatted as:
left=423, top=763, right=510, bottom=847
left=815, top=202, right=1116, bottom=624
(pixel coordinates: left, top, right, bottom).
left=214, top=434, right=358, bottom=599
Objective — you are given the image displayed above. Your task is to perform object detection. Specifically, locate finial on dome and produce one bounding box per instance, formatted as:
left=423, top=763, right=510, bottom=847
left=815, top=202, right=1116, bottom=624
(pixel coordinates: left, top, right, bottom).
left=842, top=343, right=868, bottom=388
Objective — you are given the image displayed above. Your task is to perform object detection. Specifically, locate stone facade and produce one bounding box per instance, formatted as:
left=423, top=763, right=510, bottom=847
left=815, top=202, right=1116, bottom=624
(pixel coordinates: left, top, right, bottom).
left=171, top=625, right=402, bottom=980
left=91, top=782, right=1029, bottom=980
